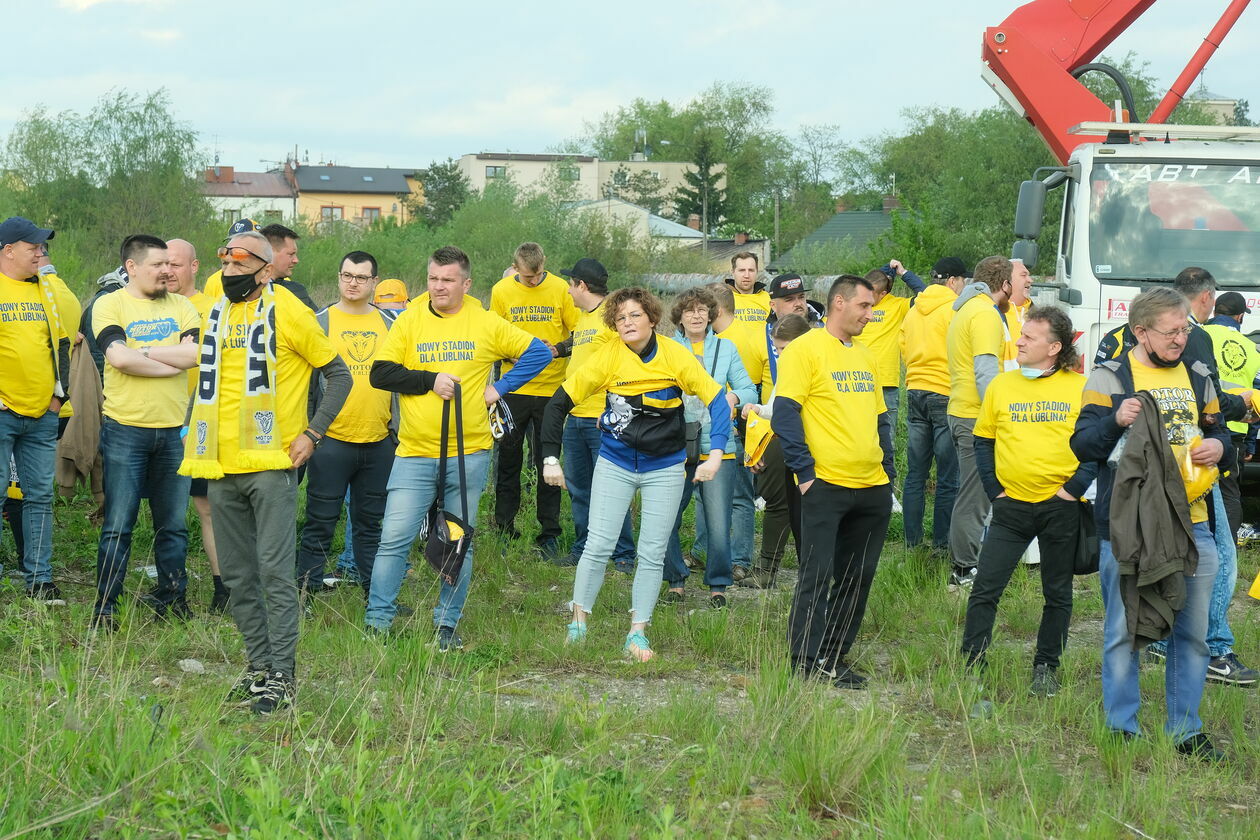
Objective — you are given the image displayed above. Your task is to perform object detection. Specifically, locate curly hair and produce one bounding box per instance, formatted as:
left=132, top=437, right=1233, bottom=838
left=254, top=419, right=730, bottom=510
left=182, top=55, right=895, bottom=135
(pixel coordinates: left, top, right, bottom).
left=602, top=286, right=663, bottom=331
left=1024, top=305, right=1080, bottom=371
left=670, top=286, right=718, bottom=328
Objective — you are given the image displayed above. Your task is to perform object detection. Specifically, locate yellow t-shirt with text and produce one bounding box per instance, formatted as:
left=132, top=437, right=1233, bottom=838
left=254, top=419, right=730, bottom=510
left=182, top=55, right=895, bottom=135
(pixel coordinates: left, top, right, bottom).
left=324, top=307, right=393, bottom=443
left=0, top=272, right=68, bottom=418
left=947, top=293, right=1005, bottom=419
left=1131, top=360, right=1209, bottom=523
left=717, top=319, right=768, bottom=398
left=774, top=328, right=887, bottom=488
left=490, top=271, right=578, bottom=397
left=732, top=289, right=771, bottom=325
left=214, top=286, right=337, bottom=474
left=378, top=301, right=535, bottom=458
left=92, top=289, right=200, bottom=428
left=561, top=335, right=722, bottom=418
left=568, top=301, right=619, bottom=419
left=973, top=368, right=1085, bottom=502
left=859, top=294, right=910, bottom=388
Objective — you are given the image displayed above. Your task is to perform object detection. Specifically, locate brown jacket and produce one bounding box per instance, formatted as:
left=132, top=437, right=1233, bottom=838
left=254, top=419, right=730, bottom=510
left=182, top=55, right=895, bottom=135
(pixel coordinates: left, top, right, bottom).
left=55, top=341, right=103, bottom=503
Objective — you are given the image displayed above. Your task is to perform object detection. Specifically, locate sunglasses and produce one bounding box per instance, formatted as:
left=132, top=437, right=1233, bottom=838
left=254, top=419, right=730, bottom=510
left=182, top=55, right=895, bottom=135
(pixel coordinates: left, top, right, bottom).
left=216, top=246, right=267, bottom=263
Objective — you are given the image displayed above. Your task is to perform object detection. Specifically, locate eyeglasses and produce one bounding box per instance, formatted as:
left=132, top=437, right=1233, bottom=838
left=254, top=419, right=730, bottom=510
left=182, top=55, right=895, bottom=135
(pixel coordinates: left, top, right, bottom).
left=217, top=246, right=266, bottom=263
left=615, top=310, right=648, bottom=325
left=1143, top=325, right=1194, bottom=339
left=339, top=271, right=376, bottom=284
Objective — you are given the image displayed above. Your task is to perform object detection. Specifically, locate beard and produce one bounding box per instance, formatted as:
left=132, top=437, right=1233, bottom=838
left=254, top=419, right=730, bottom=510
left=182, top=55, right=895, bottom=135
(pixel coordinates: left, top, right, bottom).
left=146, top=285, right=169, bottom=300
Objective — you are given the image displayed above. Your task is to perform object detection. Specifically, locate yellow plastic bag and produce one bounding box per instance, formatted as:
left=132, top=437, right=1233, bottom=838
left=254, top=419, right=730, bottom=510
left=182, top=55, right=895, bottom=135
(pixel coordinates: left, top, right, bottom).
left=1173, top=433, right=1218, bottom=508
left=743, top=411, right=774, bottom=468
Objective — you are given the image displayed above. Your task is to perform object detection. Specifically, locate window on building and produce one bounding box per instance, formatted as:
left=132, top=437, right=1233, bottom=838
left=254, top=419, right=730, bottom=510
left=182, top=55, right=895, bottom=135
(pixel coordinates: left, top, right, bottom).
left=319, top=174, right=331, bottom=181
left=321, top=206, right=343, bottom=221
left=650, top=171, right=661, bottom=180
left=362, top=175, right=374, bottom=182
left=558, top=165, right=580, bottom=181
left=222, top=209, right=239, bottom=223
left=362, top=207, right=381, bottom=222
left=486, top=165, right=507, bottom=179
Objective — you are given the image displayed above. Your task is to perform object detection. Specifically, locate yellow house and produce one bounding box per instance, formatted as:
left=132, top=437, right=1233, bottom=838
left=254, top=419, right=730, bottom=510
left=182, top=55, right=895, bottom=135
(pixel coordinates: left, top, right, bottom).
left=292, top=164, right=424, bottom=225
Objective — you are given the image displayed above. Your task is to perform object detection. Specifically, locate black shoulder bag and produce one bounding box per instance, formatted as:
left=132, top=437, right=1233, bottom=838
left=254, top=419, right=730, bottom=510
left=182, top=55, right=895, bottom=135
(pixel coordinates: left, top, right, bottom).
left=425, top=385, right=474, bottom=585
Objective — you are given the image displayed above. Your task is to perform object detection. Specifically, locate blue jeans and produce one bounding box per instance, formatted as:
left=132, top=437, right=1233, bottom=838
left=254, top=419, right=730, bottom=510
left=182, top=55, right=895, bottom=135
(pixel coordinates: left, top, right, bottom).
left=563, top=417, right=635, bottom=564
left=366, top=450, right=490, bottom=631
left=337, top=489, right=355, bottom=569
left=96, top=419, right=190, bottom=615
left=1099, top=525, right=1217, bottom=740
left=665, top=458, right=735, bottom=590
left=903, top=390, right=958, bottom=549
left=572, top=458, right=685, bottom=625
left=692, top=438, right=754, bottom=569
left=0, top=409, right=58, bottom=586
left=882, top=386, right=900, bottom=441
left=1147, top=490, right=1236, bottom=658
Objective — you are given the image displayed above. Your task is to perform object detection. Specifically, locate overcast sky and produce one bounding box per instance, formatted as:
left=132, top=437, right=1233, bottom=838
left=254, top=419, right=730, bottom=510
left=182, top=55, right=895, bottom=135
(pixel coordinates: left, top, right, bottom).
left=6, top=0, right=1257, bottom=172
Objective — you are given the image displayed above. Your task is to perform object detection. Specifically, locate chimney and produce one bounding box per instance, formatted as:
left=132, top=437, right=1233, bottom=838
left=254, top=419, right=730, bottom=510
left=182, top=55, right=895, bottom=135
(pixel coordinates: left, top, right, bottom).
left=882, top=194, right=901, bottom=213
left=834, top=198, right=850, bottom=214
left=734, top=231, right=749, bottom=245
left=686, top=213, right=701, bottom=230
left=205, top=165, right=235, bottom=183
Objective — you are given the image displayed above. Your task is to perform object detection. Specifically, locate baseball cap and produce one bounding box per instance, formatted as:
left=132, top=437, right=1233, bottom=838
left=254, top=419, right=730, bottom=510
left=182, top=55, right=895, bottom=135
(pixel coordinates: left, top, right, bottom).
left=768, top=273, right=809, bottom=299
left=226, top=218, right=262, bottom=238
left=559, top=258, right=609, bottom=293
left=1214, top=291, right=1251, bottom=316
left=374, top=278, right=409, bottom=305
left=0, top=217, right=55, bottom=247
left=931, top=257, right=969, bottom=280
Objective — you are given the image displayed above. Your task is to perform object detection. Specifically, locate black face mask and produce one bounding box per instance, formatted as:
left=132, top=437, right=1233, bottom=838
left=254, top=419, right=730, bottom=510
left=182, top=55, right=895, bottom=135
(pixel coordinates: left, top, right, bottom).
left=223, top=269, right=261, bottom=303
left=1143, top=337, right=1181, bottom=368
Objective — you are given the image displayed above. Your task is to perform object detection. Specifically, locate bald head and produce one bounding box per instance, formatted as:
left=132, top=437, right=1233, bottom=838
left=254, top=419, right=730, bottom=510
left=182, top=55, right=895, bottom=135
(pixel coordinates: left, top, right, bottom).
left=165, top=238, right=199, bottom=296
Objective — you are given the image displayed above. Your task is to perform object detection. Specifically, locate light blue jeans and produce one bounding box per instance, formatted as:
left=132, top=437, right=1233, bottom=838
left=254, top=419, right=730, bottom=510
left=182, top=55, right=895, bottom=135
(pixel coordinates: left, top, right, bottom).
left=0, top=409, right=57, bottom=586
left=1099, top=524, right=1217, bottom=740
left=365, top=451, right=490, bottom=631
left=572, top=457, right=685, bottom=625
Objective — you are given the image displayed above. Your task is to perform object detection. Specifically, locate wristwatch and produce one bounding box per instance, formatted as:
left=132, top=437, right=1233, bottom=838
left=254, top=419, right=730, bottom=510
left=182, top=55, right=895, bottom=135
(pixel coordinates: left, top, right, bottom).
left=303, top=429, right=323, bottom=447
left=542, top=456, right=560, bottom=467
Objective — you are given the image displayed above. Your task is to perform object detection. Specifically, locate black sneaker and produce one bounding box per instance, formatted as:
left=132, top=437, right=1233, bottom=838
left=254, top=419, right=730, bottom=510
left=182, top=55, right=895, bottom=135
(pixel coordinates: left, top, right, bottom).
left=89, top=613, right=119, bottom=634
left=251, top=671, right=295, bottom=715
left=395, top=603, right=415, bottom=619
left=738, top=569, right=777, bottom=589
left=832, top=663, right=868, bottom=690
left=662, top=590, right=685, bottom=604
left=1175, top=733, right=1226, bottom=763
left=612, top=559, right=635, bottom=575
left=947, top=567, right=977, bottom=590
left=225, top=669, right=269, bottom=705
left=138, top=592, right=172, bottom=619
left=535, top=539, right=563, bottom=563
left=553, top=552, right=580, bottom=568
left=1206, top=653, right=1259, bottom=687
left=209, top=588, right=230, bottom=615
left=494, top=523, right=522, bottom=541
left=707, top=593, right=728, bottom=610
left=435, top=625, right=463, bottom=652
left=1029, top=663, right=1060, bottom=697
left=168, top=599, right=193, bottom=622
left=26, top=582, right=66, bottom=605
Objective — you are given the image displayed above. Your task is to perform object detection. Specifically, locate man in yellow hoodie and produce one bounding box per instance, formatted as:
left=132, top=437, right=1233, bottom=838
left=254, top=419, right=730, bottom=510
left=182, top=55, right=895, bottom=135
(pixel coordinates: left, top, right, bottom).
left=900, top=257, right=968, bottom=552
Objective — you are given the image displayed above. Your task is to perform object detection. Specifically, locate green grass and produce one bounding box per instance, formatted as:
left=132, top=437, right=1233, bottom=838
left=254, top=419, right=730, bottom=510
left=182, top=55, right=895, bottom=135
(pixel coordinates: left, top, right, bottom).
left=1, top=476, right=1258, bottom=839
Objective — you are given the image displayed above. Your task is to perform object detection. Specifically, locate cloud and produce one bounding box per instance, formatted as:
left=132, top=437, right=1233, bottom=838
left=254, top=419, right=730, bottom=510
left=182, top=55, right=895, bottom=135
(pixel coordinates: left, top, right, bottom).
left=139, top=29, right=181, bottom=42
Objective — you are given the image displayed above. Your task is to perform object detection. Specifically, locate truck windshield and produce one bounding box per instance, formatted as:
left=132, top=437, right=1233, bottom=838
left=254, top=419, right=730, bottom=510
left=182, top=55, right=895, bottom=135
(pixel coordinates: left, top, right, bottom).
left=1088, top=160, right=1260, bottom=287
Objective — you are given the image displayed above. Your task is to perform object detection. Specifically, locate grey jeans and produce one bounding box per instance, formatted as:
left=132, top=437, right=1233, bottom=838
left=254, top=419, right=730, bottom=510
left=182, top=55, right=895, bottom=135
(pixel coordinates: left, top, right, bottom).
left=209, top=469, right=300, bottom=675
left=947, top=415, right=989, bottom=571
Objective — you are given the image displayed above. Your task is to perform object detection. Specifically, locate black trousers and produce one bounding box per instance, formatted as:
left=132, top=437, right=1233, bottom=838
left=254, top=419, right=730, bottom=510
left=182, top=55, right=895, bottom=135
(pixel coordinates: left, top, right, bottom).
left=961, top=496, right=1080, bottom=669
left=1218, top=432, right=1245, bottom=542
left=494, top=392, right=561, bottom=543
left=755, top=437, right=802, bottom=573
left=296, top=435, right=395, bottom=591
left=788, top=482, right=892, bottom=669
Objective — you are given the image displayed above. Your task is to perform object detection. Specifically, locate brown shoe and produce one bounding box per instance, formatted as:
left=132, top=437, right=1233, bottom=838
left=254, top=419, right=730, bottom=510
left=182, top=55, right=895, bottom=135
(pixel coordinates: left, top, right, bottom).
left=732, top=565, right=749, bottom=583
left=738, top=569, right=777, bottom=589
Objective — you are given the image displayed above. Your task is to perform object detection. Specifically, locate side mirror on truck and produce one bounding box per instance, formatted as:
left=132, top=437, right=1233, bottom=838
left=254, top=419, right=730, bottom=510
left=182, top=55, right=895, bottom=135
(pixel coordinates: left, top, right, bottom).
left=1014, top=179, right=1047, bottom=240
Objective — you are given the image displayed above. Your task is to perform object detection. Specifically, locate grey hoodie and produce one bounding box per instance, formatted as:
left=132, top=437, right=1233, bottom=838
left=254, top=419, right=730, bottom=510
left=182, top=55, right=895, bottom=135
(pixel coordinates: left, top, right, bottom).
left=953, top=282, right=1001, bottom=402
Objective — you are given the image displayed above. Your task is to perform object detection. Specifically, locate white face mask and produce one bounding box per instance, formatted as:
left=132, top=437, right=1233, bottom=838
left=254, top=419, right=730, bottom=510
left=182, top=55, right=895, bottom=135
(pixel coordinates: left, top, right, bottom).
left=1020, top=365, right=1049, bottom=379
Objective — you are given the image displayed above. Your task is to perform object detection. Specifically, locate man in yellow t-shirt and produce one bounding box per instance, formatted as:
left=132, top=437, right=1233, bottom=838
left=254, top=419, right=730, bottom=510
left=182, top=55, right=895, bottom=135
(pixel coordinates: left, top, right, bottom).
left=945, top=255, right=1013, bottom=587
left=296, top=250, right=398, bottom=600
left=726, top=251, right=771, bottom=325
left=194, top=230, right=351, bottom=715
left=365, top=246, right=552, bottom=644
left=0, top=217, right=70, bottom=604
left=962, top=306, right=1094, bottom=696
left=489, top=242, right=579, bottom=559
left=554, top=258, right=636, bottom=570
left=773, top=274, right=893, bottom=689
left=1000, top=259, right=1033, bottom=366
left=859, top=258, right=927, bottom=431
left=167, top=237, right=230, bottom=613
left=900, top=257, right=968, bottom=551
left=91, top=235, right=201, bottom=629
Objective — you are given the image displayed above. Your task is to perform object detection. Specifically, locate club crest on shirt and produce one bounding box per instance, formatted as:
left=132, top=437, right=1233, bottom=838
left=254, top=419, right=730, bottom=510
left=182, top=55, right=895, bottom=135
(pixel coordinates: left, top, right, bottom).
left=599, top=393, right=636, bottom=438
left=341, top=329, right=378, bottom=363
left=254, top=410, right=275, bottom=443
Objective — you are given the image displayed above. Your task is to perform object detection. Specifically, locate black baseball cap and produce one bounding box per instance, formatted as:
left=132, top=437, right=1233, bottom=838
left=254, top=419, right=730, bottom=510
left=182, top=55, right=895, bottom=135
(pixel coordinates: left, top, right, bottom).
left=1215, top=291, right=1251, bottom=316
left=768, top=273, right=809, bottom=299
left=931, top=256, right=969, bottom=280
left=226, top=218, right=262, bottom=239
left=0, top=217, right=55, bottom=247
left=559, top=258, right=609, bottom=293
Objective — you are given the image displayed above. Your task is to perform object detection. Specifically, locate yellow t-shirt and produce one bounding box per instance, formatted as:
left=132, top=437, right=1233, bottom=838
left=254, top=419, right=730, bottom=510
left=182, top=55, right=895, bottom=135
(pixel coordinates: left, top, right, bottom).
left=185, top=291, right=215, bottom=396
left=732, top=289, right=771, bottom=325
left=774, top=328, right=888, bottom=488
left=1131, top=360, right=1209, bottom=523
left=378, top=301, right=535, bottom=458
left=1002, top=300, right=1031, bottom=367
left=215, top=286, right=337, bottom=474
left=562, top=334, right=723, bottom=422
left=717, top=319, right=767, bottom=398
left=324, top=307, right=393, bottom=443
left=489, top=271, right=578, bottom=397
left=204, top=270, right=222, bottom=299
left=0, top=272, right=67, bottom=418
left=568, top=300, right=620, bottom=419
left=46, top=274, right=81, bottom=420
left=900, top=284, right=956, bottom=396
left=947, top=293, right=1005, bottom=419
left=973, top=368, right=1086, bottom=502
left=859, top=294, right=910, bottom=388
left=92, top=289, right=200, bottom=428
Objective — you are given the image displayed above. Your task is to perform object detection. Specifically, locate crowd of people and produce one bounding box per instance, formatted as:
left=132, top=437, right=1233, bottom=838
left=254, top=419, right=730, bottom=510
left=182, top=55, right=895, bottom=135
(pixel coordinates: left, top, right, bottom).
left=0, top=214, right=1257, bottom=761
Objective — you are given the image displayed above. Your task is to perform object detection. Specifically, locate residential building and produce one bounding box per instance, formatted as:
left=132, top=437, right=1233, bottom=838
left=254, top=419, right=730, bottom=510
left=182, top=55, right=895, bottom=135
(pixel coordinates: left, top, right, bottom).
left=770, top=205, right=895, bottom=272
left=291, top=164, right=424, bottom=226
left=201, top=167, right=297, bottom=224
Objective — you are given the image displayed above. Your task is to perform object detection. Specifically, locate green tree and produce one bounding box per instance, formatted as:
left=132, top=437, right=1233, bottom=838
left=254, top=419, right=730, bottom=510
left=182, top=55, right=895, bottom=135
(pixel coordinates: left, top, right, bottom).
left=671, top=132, right=726, bottom=229
left=412, top=157, right=471, bottom=228
left=601, top=165, right=670, bottom=216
